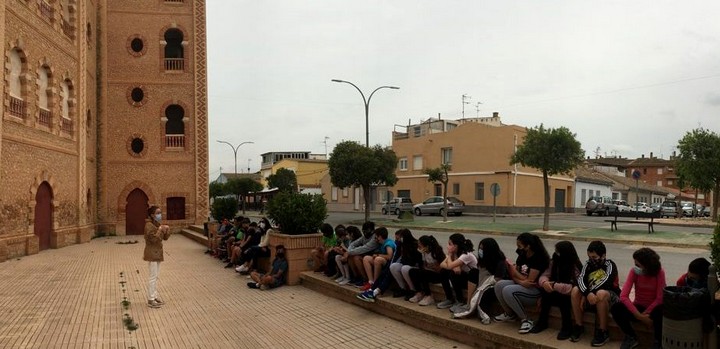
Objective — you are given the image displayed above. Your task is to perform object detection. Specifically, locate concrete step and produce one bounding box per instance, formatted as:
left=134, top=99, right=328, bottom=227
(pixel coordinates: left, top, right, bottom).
left=301, top=272, right=654, bottom=349
left=180, top=228, right=208, bottom=246
left=187, top=224, right=205, bottom=235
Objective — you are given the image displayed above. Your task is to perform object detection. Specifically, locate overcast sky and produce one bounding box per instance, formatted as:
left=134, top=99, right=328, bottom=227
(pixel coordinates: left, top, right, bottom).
left=206, top=1, right=720, bottom=180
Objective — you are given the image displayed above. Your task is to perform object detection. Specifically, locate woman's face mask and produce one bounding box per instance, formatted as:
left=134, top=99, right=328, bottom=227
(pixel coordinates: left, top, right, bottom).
left=154, top=213, right=162, bottom=222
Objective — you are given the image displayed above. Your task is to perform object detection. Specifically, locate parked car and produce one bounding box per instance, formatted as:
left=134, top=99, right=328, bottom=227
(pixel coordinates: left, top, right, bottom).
left=702, top=206, right=713, bottom=217
left=681, top=202, right=703, bottom=217
left=660, top=201, right=678, bottom=218
left=613, top=200, right=631, bottom=212
left=585, top=196, right=617, bottom=216
left=631, top=202, right=652, bottom=213
left=413, top=196, right=465, bottom=216
left=381, top=197, right=413, bottom=215
left=650, top=202, right=662, bottom=213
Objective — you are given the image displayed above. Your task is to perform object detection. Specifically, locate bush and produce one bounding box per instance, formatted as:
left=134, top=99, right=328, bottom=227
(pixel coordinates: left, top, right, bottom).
left=710, top=220, right=720, bottom=271
left=266, top=191, right=327, bottom=235
left=211, top=197, right=238, bottom=221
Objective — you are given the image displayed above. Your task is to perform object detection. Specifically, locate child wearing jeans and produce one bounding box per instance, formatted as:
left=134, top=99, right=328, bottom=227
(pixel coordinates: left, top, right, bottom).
left=247, top=245, right=288, bottom=290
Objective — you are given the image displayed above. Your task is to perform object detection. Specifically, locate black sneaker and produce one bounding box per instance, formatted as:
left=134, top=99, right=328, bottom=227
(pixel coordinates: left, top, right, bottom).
left=570, top=324, right=584, bottom=342
left=591, top=329, right=610, bottom=347
left=528, top=322, right=547, bottom=334
left=247, top=282, right=259, bottom=289
left=620, top=335, right=639, bottom=349
left=557, top=328, right=572, bottom=340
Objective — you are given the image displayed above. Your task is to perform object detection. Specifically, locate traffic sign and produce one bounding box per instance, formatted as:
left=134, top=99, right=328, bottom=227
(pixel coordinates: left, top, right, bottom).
left=490, top=183, right=501, bottom=197
left=632, top=170, right=641, bottom=180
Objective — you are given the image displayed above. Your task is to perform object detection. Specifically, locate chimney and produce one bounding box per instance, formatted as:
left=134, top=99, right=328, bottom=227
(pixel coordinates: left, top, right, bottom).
left=438, top=112, right=441, bottom=120
left=493, top=112, right=499, bottom=118
left=650, top=152, right=653, bottom=159
left=641, top=154, right=645, bottom=158
left=672, top=150, right=676, bottom=159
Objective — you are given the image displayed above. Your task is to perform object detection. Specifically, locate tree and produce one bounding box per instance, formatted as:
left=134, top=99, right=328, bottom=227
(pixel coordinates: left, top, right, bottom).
left=225, top=178, right=263, bottom=214
left=209, top=181, right=225, bottom=199
left=676, top=128, right=720, bottom=222
left=510, top=124, right=585, bottom=231
left=328, top=141, right=398, bottom=222
left=424, top=164, right=451, bottom=222
left=211, top=197, right=238, bottom=222
left=268, top=168, right=298, bottom=193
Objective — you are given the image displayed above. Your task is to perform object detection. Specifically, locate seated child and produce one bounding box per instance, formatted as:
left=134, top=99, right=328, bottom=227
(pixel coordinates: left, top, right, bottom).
left=247, top=245, right=288, bottom=290
left=361, top=227, right=396, bottom=291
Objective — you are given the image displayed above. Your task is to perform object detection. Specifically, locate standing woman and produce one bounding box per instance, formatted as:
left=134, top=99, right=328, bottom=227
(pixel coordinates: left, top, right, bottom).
left=144, top=205, right=171, bottom=308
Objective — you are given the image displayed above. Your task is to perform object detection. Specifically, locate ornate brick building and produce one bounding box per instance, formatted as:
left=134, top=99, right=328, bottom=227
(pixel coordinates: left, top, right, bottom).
left=0, top=0, right=208, bottom=262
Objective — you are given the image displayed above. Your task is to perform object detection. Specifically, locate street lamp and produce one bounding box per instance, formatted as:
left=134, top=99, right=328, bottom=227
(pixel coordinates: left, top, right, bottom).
left=216, top=140, right=254, bottom=176
left=331, top=79, right=399, bottom=147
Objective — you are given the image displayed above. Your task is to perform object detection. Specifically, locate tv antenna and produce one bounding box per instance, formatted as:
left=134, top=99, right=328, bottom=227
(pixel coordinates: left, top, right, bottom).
left=462, top=94, right=471, bottom=120
left=475, top=101, right=483, bottom=117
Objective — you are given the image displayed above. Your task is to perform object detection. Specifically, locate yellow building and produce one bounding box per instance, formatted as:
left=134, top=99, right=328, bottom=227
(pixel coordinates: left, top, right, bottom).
left=270, top=158, right=328, bottom=193
left=0, top=0, right=208, bottom=262
left=390, top=113, right=575, bottom=213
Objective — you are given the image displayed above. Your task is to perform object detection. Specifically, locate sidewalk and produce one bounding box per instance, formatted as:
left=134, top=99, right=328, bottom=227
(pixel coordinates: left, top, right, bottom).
left=0, top=236, right=469, bottom=349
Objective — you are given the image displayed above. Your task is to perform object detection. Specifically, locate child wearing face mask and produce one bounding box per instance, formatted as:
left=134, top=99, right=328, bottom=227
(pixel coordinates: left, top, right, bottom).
left=235, top=218, right=272, bottom=274
left=144, top=205, right=171, bottom=308
left=610, top=247, right=666, bottom=349
left=570, top=240, right=620, bottom=346
left=247, top=244, right=288, bottom=290
left=676, top=257, right=710, bottom=289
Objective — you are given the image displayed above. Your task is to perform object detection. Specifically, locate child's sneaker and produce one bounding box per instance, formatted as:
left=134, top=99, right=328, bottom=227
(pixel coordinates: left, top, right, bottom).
left=360, top=282, right=373, bottom=291
left=408, top=293, right=423, bottom=303
left=153, top=298, right=165, bottom=306
left=493, top=313, right=517, bottom=322
left=570, top=324, right=585, bottom=342
left=247, top=282, right=259, bottom=289
left=147, top=299, right=162, bottom=308
left=591, top=329, right=610, bottom=347
left=356, top=290, right=376, bottom=303
left=338, top=278, right=350, bottom=286
left=518, top=319, right=534, bottom=334
left=418, top=295, right=435, bottom=306
left=335, top=276, right=345, bottom=283
left=436, top=299, right=454, bottom=309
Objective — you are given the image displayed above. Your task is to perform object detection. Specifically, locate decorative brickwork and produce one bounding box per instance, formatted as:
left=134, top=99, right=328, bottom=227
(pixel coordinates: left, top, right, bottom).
left=194, top=0, right=209, bottom=222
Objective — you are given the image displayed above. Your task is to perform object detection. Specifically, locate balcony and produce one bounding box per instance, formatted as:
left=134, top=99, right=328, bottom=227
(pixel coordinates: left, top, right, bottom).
left=38, top=108, right=52, bottom=126
left=164, top=134, right=185, bottom=149
left=164, top=58, right=185, bottom=72
left=9, top=96, right=27, bottom=119
left=61, top=20, right=74, bottom=38
left=38, top=0, right=54, bottom=20
left=61, top=118, right=74, bottom=135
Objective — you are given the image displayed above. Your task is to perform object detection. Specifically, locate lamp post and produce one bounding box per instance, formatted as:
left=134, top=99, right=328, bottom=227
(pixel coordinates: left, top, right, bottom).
left=331, top=79, right=399, bottom=147
left=216, top=140, right=254, bottom=176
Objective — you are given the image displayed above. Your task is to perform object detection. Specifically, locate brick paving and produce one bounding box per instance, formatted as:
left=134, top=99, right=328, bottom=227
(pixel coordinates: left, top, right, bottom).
left=0, top=235, right=469, bottom=349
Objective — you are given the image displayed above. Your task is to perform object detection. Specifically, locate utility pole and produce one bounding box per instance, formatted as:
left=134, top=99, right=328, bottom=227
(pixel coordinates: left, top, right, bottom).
left=475, top=101, right=483, bottom=117
left=323, top=136, right=330, bottom=158
left=462, top=94, right=471, bottom=120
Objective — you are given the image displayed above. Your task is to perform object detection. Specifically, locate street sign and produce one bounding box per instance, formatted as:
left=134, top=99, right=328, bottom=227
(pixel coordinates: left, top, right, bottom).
left=632, top=170, right=641, bottom=180
left=490, top=183, right=501, bottom=197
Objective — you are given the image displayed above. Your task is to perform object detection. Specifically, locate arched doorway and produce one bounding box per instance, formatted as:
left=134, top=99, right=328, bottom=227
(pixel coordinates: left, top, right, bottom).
left=34, top=182, right=53, bottom=250
left=125, top=189, right=148, bottom=235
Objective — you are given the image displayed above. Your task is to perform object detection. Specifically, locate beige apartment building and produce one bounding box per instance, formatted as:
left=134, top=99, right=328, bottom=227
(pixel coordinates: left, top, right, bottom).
left=0, top=0, right=208, bottom=262
left=390, top=114, right=575, bottom=213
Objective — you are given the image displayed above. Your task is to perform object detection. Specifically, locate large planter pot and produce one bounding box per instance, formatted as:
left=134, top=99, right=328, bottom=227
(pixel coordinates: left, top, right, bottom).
left=268, top=231, right=323, bottom=286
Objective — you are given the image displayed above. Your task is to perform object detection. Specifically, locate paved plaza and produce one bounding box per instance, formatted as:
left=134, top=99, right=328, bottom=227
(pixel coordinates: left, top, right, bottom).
left=0, top=235, right=469, bottom=349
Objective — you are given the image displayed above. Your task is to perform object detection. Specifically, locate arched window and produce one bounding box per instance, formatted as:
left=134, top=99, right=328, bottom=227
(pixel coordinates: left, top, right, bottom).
left=8, top=48, right=26, bottom=119
left=164, top=104, right=185, bottom=149
left=163, top=29, right=184, bottom=71
left=37, top=66, right=53, bottom=126
left=60, top=79, right=74, bottom=135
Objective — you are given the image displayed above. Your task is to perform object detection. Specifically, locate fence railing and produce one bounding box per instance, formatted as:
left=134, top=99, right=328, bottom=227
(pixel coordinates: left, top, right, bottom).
left=9, top=96, right=27, bottom=119
left=38, top=109, right=52, bottom=126
left=39, top=0, right=54, bottom=20
left=164, top=58, right=185, bottom=71
left=61, top=118, right=74, bottom=135
left=165, top=134, right=185, bottom=149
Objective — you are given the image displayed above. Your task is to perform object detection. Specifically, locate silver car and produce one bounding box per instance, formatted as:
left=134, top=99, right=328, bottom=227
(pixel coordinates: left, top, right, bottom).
left=413, top=196, right=465, bottom=216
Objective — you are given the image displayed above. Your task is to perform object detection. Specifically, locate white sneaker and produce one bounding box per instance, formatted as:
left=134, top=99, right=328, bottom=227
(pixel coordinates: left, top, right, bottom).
left=418, top=295, right=435, bottom=306
left=335, top=276, right=345, bottom=283
left=408, top=293, right=424, bottom=303
left=338, top=279, right=350, bottom=286
left=494, top=313, right=517, bottom=322
left=518, top=319, right=534, bottom=334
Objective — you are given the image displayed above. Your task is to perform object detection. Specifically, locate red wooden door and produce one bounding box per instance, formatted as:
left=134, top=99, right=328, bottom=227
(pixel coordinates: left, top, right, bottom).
left=125, top=189, right=148, bottom=235
left=34, top=182, right=53, bottom=250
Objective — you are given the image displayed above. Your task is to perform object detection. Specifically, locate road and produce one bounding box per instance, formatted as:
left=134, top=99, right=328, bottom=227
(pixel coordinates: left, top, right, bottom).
left=325, top=211, right=712, bottom=284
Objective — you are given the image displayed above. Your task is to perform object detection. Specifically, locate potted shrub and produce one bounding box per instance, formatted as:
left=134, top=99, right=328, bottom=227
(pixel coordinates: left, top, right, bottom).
left=708, top=221, right=720, bottom=296
left=265, top=191, right=327, bottom=285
